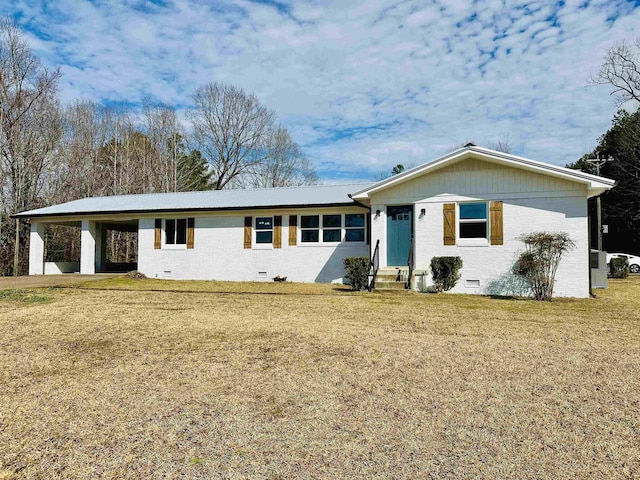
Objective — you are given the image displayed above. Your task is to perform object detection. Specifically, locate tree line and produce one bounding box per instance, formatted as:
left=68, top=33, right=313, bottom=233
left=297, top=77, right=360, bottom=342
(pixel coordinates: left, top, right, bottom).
left=0, top=19, right=317, bottom=275
left=568, top=38, right=640, bottom=254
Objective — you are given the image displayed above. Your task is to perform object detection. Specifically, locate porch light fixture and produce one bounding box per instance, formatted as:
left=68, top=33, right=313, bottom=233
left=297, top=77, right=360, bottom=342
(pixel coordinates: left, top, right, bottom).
left=420, top=208, right=425, bottom=217
left=375, top=209, right=381, bottom=217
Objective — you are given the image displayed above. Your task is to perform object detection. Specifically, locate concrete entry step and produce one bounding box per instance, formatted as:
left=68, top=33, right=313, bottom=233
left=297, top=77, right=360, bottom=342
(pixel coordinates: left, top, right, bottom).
left=374, top=279, right=407, bottom=290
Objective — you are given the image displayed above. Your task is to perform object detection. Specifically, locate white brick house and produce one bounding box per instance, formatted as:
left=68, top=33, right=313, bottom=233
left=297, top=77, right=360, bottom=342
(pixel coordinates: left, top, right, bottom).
left=15, top=145, right=614, bottom=297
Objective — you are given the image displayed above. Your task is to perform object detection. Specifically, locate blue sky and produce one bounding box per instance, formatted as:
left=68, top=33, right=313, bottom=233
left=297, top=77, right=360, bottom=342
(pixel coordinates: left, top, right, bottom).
left=5, top=0, right=640, bottom=181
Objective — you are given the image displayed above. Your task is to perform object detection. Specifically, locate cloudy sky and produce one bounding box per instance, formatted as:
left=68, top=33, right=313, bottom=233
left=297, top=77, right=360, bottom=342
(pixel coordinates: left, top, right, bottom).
left=5, top=0, right=640, bottom=181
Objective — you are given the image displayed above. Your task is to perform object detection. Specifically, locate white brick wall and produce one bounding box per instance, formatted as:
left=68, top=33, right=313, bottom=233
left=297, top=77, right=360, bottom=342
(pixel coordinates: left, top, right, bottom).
left=410, top=195, right=588, bottom=297
left=137, top=207, right=369, bottom=283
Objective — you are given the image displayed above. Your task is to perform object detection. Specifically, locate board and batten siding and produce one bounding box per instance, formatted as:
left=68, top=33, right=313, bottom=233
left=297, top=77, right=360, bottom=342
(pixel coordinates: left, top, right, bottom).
left=369, top=157, right=590, bottom=297
left=137, top=206, right=369, bottom=283
left=372, top=158, right=585, bottom=205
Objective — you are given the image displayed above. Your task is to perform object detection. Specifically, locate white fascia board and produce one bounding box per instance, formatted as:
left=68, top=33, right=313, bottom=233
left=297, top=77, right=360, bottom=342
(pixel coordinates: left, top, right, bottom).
left=350, top=146, right=615, bottom=199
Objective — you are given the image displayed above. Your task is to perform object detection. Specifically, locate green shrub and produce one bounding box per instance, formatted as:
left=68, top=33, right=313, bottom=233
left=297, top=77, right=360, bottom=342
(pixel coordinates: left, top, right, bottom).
left=609, top=257, right=629, bottom=278
left=343, top=257, right=370, bottom=291
left=430, top=256, right=463, bottom=292
left=512, top=231, right=575, bottom=301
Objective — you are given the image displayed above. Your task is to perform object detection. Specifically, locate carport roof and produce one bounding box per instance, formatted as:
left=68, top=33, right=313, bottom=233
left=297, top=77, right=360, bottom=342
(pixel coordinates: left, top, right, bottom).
left=14, top=182, right=374, bottom=219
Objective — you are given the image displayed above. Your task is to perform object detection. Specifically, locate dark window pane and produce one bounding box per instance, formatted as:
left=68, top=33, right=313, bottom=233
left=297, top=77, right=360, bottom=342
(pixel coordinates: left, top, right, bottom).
left=323, top=215, right=341, bottom=228
left=165, top=219, right=176, bottom=244
left=345, top=214, right=365, bottom=227
left=460, top=222, right=487, bottom=238
left=323, top=229, right=341, bottom=242
left=345, top=228, right=365, bottom=242
left=387, top=205, right=412, bottom=218
left=301, top=215, right=319, bottom=229
left=460, top=203, right=486, bottom=220
left=256, top=231, right=273, bottom=243
left=301, top=230, right=319, bottom=242
left=256, top=217, right=273, bottom=230
left=176, top=218, right=187, bottom=244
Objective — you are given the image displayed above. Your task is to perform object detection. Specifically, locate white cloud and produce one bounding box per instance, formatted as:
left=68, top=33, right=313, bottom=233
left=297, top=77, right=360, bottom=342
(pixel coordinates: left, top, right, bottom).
left=2, top=0, right=639, bottom=180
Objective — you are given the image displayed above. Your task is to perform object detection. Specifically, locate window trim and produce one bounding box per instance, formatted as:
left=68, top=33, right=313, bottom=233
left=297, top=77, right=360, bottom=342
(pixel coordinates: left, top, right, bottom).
left=344, top=213, right=366, bottom=243
left=254, top=216, right=274, bottom=247
left=457, top=202, right=490, bottom=246
left=163, top=218, right=189, bottom=249
left=298, top=213, right=366, bottom=246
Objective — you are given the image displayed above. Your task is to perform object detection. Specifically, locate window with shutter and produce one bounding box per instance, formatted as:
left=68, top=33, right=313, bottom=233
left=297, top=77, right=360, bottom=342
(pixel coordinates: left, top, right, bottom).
left=187, top=218, right=195, bottom=249
left=288, top=215, right=297, bottom=246
left=244, top=216, right=252, bottom=249
left=273, top=215, right=282, bottom=248
left=443, top=203, right=456, bottom=245
left=490, top=201, right=503, bottom=245
left=154, top=219, right=161, bottom=249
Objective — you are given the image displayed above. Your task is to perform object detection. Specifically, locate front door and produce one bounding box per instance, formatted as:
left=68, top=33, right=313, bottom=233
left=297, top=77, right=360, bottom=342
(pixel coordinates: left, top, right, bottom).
left=387, top=205, right=413, bottom=266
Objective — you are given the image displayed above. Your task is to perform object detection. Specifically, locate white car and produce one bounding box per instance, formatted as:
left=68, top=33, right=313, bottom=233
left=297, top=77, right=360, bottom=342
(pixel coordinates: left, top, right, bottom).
left=607, top=252, right=640, bottom=274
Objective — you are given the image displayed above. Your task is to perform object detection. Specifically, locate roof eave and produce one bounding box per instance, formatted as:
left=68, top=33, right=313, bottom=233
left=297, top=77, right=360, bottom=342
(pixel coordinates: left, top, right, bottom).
left=12, top=201, right=365, bottom=220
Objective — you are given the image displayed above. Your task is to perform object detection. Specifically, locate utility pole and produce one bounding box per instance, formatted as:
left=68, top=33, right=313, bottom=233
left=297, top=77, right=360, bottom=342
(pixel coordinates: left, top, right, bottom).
left=584, top=156, right=613, bottom=251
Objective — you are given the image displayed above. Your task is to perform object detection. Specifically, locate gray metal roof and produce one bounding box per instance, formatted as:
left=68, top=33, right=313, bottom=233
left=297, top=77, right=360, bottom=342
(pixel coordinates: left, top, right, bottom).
left=15, top=182, right=374, bottom=218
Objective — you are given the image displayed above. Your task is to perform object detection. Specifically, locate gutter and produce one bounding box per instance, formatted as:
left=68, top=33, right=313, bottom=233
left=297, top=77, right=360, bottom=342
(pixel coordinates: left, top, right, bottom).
left=11, top=200, right=369, bottom=220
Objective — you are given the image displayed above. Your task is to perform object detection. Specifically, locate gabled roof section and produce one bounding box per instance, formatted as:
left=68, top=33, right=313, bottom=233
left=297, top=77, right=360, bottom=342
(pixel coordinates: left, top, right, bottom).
left=350, top=146, right=616, bottom=200
left=15, top=182, right=374, bottom=219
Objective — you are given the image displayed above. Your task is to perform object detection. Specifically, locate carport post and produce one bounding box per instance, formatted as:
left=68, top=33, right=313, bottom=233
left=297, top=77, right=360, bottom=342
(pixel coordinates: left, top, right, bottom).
left=29, top=222, right=46, bottom=275
left=80, top=220, right=97, bottom=275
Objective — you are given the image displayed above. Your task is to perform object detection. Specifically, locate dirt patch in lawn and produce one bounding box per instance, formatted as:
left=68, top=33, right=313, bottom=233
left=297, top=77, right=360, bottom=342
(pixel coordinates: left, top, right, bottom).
left=0, top=279, right=638, bottom=478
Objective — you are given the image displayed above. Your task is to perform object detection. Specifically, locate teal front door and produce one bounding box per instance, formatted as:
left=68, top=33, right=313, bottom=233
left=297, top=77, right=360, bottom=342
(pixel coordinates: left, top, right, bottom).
left=387, top=205, right=413, bottom=266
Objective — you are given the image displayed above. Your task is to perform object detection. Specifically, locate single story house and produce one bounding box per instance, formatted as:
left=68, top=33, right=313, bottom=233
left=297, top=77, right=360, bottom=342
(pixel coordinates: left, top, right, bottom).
left=15, top=145, right=614, bottom=297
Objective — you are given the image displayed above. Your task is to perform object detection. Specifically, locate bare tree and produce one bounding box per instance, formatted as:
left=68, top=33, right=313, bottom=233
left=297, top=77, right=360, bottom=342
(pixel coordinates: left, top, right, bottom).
left=187, top=82, right=275, bottom=190
left=243, top=126, right=318, bottom=188
left=487, top=136, right=513, bottom=153
left=591, top=38, right=640, bottom=107
left=143, top=100, right=181, bottom=192
left=0, top=18, right=62, bottom=275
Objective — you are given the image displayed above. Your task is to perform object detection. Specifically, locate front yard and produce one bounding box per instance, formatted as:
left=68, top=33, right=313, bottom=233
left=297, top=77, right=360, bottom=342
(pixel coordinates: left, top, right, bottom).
left=1, top=277, right=639, bottom=478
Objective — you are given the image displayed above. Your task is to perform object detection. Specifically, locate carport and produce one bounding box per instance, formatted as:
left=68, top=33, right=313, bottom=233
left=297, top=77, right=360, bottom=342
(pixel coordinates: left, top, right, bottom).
left=28, top=218, right=138, bottom=275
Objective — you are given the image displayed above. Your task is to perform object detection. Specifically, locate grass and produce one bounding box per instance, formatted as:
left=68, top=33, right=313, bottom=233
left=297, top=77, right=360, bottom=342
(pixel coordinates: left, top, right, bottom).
left=0, top=277, right=639, bottom=478
left=0, top=289, right=51, bottom=304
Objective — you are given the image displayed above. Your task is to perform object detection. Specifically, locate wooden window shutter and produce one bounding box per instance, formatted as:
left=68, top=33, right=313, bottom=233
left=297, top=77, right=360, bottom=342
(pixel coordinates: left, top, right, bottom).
left=187, top=218, right=195, bottom=249
left=273, top=215, right=282, bottom=248
left=154, top=219, right=162, bottom=249
left=288, top=215, right=297, bottom=246
left=443, top=203, right=456, bottom=245
left=490, top=201, right=503, bottom=245
left=244, top=216, right=252, bottom=249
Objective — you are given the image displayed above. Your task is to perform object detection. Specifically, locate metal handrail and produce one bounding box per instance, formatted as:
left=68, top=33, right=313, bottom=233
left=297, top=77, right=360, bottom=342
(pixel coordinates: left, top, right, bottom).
left=368, top=239, right=380, bottom=291
left=406, top=234, right=414, bottom=289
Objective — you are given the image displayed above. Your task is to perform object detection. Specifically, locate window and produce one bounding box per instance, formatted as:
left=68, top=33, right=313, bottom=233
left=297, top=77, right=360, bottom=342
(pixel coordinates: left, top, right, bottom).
left=459, top=202, right=488, bottom=239
left=255, top=217, right=273, bottom=244
left=323, top=215, right=342, bottom=242
left=165, top=218, right=188, bottom=245
left=345, top=214, right=365, bottom=242
left=301, top=215, right=319, bottom=243
left=299, top=214, right=366, bottom=244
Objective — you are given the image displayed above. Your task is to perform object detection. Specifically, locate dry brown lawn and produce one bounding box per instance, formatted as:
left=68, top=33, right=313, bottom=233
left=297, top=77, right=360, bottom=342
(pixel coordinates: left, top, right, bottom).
left=0, top=277, right=639, bottom=479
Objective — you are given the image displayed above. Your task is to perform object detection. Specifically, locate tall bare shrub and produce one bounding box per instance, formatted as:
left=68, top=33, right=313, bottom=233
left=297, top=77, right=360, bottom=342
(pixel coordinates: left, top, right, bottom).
left=513, top=232, right=575, bottom=301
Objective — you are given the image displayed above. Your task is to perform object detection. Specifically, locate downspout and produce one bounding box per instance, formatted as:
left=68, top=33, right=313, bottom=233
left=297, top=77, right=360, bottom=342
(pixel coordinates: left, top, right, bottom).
left=348, top=194, right=372, bottom=249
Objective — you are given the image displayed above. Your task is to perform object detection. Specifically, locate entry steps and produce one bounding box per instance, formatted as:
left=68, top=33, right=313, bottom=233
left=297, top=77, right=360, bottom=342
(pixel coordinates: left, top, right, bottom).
left=372, top=267, right=426, bottom=292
